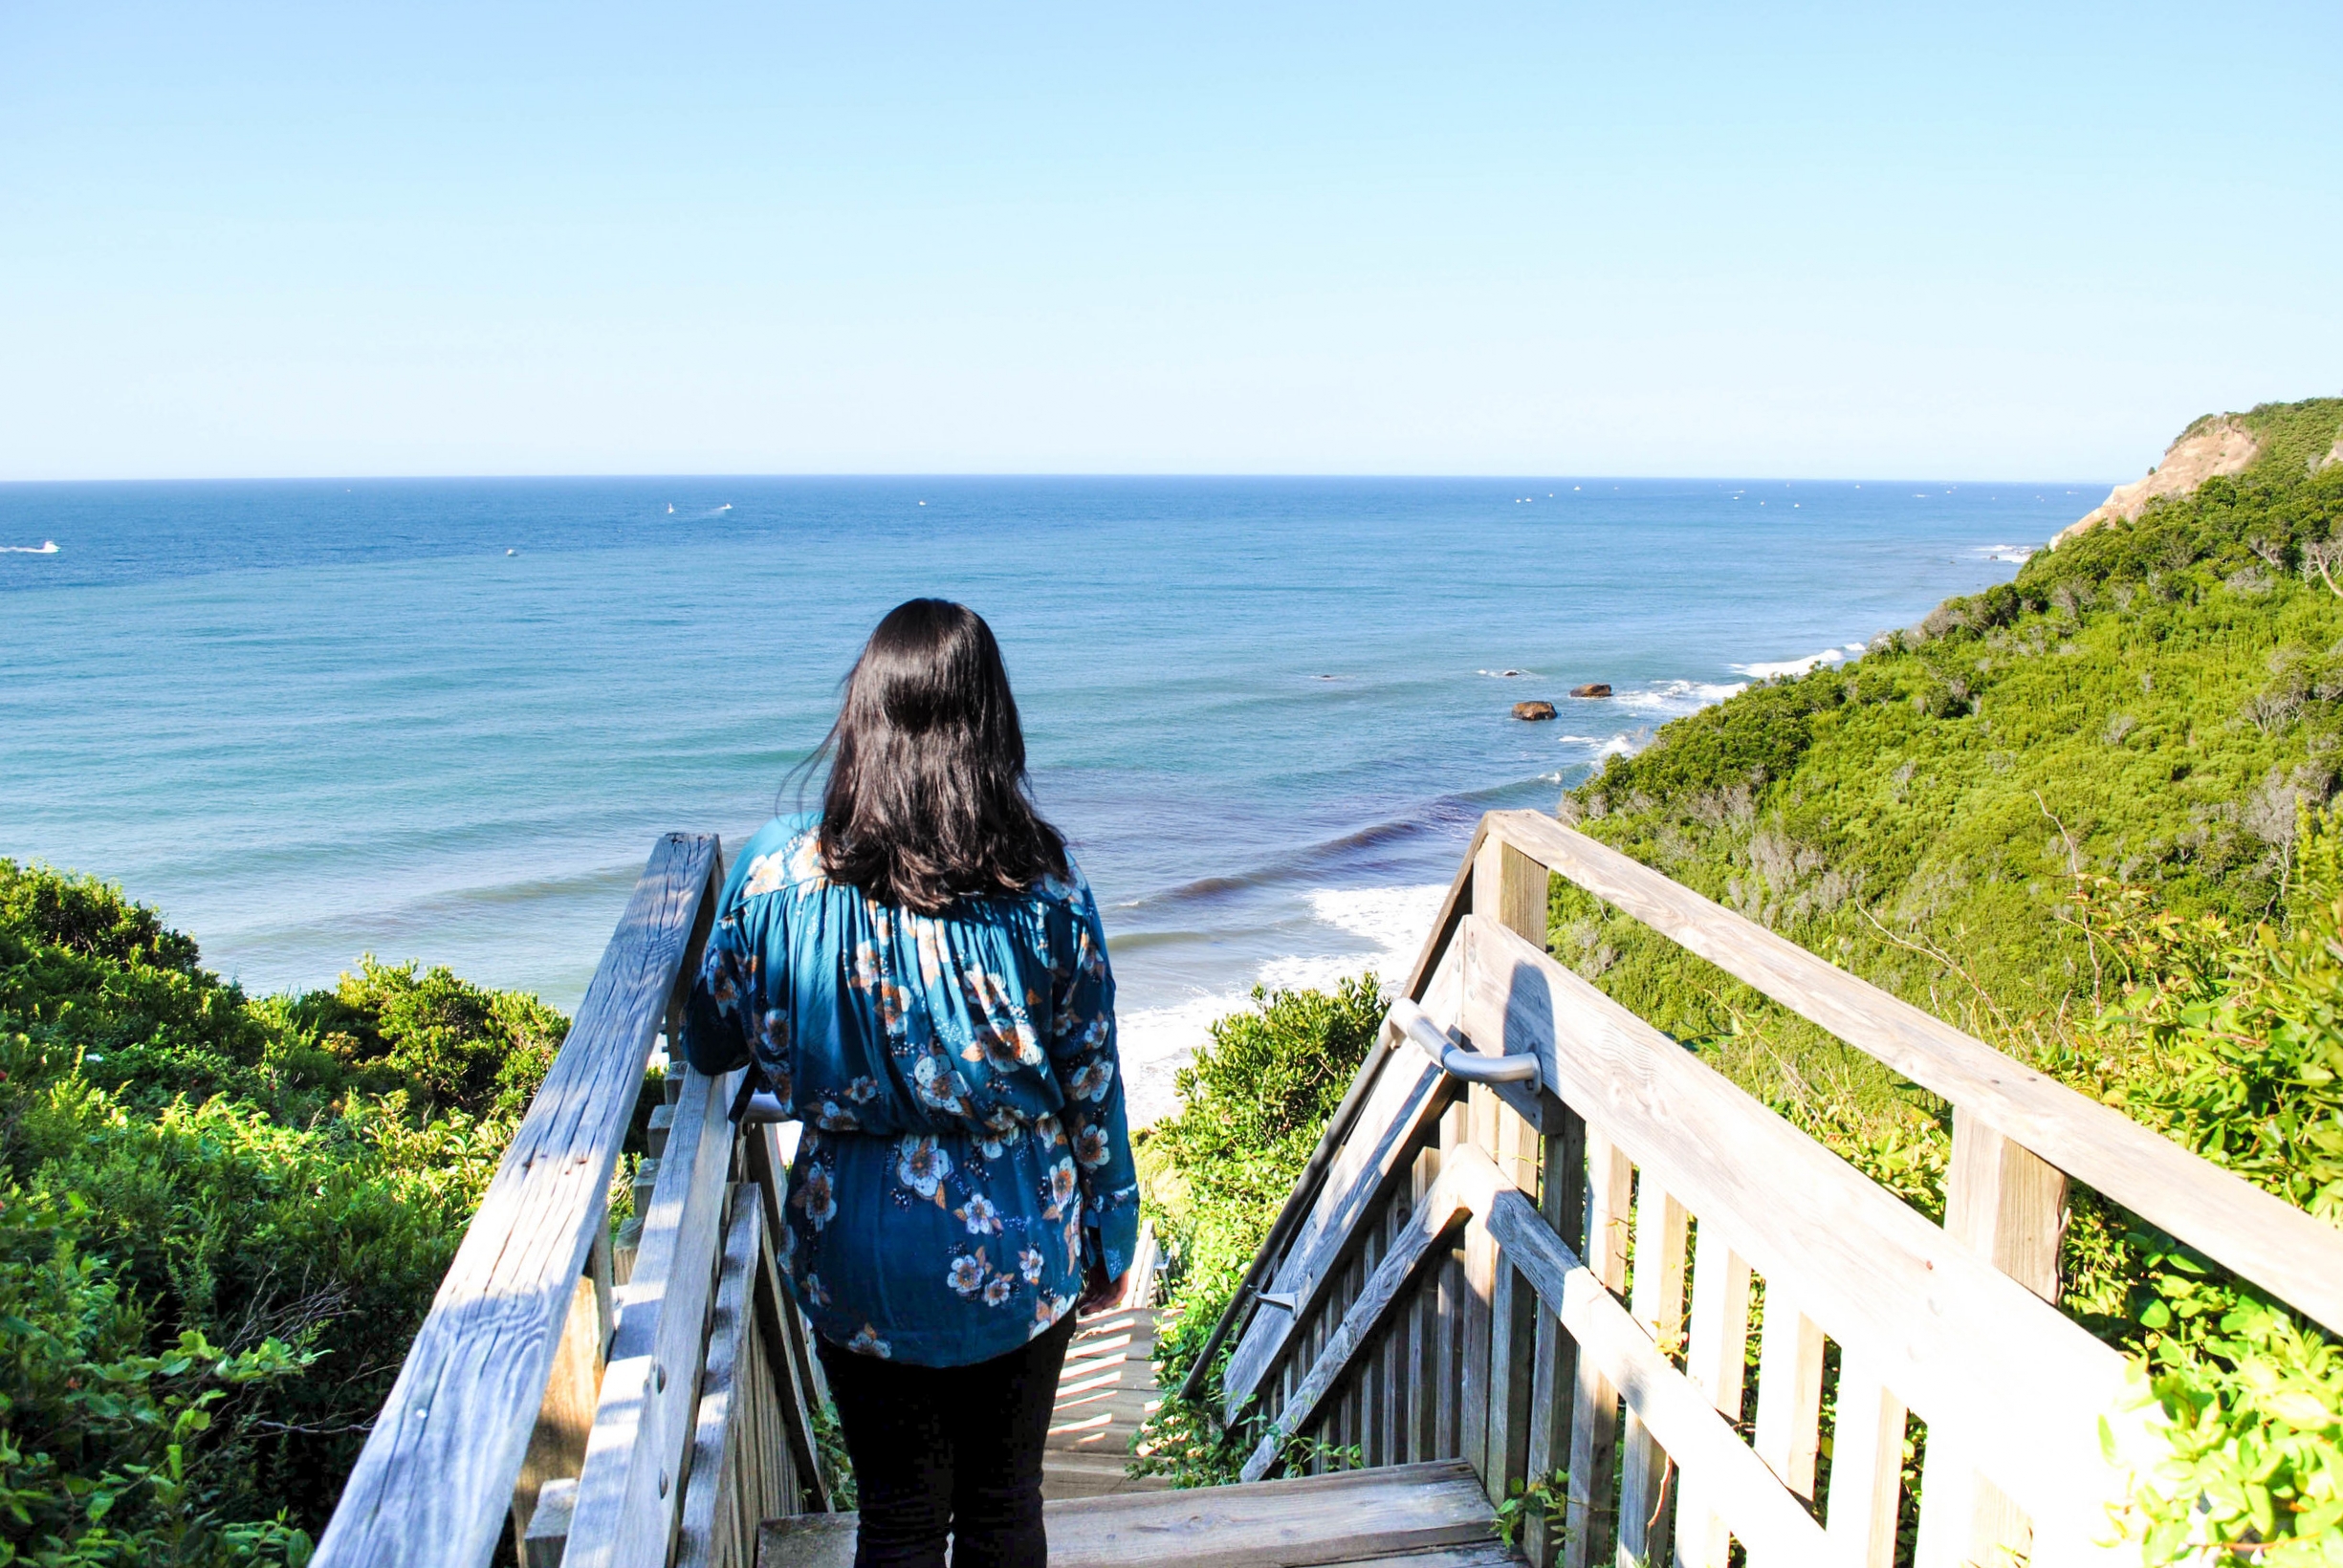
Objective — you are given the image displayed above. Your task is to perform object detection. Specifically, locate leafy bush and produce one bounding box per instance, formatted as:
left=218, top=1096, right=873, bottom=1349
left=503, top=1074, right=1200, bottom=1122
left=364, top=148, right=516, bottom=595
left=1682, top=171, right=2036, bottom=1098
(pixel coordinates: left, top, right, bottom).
left=0, top=1186, right=313, bottom=1567
left=1559, top=400, right=2343, bottom=1560
left=1134, top=977, right=1386, bottom=1486
left=0, top=861, right=571, bottom=1547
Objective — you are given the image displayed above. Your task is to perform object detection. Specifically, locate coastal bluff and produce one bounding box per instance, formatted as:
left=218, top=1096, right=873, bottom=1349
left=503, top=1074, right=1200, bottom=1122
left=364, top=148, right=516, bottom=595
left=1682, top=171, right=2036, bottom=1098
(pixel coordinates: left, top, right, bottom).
left=2053, top=398, right=2343, bottom=548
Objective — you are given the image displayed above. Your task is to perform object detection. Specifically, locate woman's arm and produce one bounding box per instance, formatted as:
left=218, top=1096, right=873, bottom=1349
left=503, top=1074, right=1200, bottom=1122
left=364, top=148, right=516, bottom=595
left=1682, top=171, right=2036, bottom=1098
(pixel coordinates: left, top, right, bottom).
left=1049, top=882, right=1141, bottom=1290
left=680, top=909, right=756, bottom=1077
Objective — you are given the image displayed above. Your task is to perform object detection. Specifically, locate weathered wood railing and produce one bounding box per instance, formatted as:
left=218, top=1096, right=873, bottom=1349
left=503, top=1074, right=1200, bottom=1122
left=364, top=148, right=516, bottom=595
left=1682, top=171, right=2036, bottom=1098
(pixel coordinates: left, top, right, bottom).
left=315, top=834, right=835, bottom=1568
left=1202, top=810, right=2343, bottom=1566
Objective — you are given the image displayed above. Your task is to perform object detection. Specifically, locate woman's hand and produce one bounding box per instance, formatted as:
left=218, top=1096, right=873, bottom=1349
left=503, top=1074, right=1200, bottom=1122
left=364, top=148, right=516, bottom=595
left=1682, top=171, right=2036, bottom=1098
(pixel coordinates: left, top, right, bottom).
left=1077, top=1254, right=1128, bottom=1315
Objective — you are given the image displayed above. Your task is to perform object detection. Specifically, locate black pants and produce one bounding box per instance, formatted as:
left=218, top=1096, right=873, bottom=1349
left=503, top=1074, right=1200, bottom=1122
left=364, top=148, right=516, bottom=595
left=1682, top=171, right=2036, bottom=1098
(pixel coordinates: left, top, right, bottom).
left=817, top=1312, right=1078, bottom=1568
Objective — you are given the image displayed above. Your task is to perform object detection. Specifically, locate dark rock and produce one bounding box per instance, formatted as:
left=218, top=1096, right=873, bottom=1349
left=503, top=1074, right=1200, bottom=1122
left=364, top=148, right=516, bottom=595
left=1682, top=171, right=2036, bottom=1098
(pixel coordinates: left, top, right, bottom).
left=1512, top=700, right=1558, bottom=721
left=1570, top=683, right=1613, bottom=698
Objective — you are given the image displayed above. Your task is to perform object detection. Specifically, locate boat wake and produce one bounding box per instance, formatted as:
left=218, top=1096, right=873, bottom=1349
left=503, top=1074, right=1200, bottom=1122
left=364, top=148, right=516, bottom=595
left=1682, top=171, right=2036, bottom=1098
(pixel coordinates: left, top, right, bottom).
left=2, top=540, right=59, bottom=555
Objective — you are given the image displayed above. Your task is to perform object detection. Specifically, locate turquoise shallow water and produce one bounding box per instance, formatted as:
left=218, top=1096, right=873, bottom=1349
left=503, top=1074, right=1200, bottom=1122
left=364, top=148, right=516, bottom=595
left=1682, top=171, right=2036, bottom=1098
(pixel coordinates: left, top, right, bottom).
left=0, top=476, right=2088, bottom=1119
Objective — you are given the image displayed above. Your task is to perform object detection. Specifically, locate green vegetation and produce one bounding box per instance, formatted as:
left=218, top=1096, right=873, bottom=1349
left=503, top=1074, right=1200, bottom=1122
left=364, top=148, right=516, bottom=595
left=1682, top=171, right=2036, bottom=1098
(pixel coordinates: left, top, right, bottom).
left=1132, top=977, right=1387, bottom=1487
left=1135, top=399, right=2343, bottom=1558
left=0, top=861, right=576, bottom=1563
left=1560, top=396, right=2343, bottom=1561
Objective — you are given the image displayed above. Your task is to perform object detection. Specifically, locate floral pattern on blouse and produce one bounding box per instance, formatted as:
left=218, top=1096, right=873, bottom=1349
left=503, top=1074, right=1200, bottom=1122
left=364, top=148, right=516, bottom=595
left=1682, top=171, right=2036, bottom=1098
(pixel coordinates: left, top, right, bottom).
left=682, top=812, right=1139, bottom=1368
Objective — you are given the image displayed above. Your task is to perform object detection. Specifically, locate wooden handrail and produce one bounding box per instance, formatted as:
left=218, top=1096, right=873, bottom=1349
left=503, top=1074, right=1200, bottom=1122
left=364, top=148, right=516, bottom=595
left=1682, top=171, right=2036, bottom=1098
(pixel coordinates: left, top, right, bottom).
left=1475, top=809, right=2343, bottom=1336
left=564, top=1061, right=744, bottom=1567
left=1456, top=915, right=2136, bottom=1534
left=1233, top=913, right=2150, bottom=1563
left=1175, top=821, right=1487, bottom=1405
left=1172, top=1010, right=1425, bottom=1405
left=1203, top=810, right=2343, bottom=1564
left=316, top=833, right=722, bottom=1568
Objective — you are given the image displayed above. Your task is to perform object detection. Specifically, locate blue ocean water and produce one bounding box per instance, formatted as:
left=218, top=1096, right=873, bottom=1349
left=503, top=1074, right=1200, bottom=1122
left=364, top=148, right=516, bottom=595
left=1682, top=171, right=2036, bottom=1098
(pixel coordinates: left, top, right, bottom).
left=0, top=476, right=2087, bottom=1119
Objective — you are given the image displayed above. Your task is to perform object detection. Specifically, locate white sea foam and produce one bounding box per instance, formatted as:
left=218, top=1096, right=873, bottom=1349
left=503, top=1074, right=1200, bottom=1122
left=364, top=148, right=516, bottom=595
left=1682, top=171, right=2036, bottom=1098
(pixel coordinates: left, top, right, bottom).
left=1730, top=642, right=1871, bottom=680
left=1477, top=668, right=1537, bottom=678
left=1611, top=678, right=1746, bottom=713
left=1114, top=882, right=1447, bottom=1126
left=1976, top=543, right=2038, bottom=563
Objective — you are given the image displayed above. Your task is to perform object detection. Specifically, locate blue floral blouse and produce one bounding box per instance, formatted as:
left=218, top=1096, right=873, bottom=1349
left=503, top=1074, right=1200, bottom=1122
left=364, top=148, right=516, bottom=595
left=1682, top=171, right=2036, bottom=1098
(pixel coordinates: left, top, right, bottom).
left=681, top=813, right=1140, bottom=1368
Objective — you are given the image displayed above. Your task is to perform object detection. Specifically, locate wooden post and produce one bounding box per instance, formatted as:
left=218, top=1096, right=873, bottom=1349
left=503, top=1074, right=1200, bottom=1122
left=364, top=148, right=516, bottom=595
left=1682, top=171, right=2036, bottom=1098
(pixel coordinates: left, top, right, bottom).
left=1676, top=1228, right=1752, bottom=1568
left=1474, top=836, right=1548, bottom=957
left=1522, top=1107, right=1586, bottom=1568
left=1618, top=1182, right=1687, bottom=1566
left=1942, top=1107, right=2066, bottom=1560
left=1945, top=1108, right=2067, bottom=1302
left=1561, top=1131, right=1631, bottom=1568
left=1471, top=836, right=1548, bottom=1508
left=509, top=1273, right=606, bottom=1557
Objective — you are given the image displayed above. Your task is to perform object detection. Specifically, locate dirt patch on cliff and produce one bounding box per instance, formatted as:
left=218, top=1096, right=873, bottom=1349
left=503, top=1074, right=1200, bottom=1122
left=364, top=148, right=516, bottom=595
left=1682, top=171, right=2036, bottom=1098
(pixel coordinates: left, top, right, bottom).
left=2053, top=414, right=2261, bottom=548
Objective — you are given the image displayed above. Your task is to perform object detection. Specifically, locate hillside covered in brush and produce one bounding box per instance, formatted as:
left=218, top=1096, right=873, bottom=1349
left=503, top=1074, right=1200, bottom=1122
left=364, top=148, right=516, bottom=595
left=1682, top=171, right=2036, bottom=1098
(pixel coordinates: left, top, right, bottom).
left=1559, top=395, right=2343, bottom=1558
left=1563, top=396, right=2343, bottom=1118
left=0, top=864, right=583, bottom=1564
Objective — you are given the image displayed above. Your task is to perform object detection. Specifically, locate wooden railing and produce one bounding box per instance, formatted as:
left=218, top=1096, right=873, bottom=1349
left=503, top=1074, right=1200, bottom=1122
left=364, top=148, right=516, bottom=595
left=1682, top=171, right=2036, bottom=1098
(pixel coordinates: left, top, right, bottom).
left=314, top=835, right=835, bottom=1568
left=1202, top=810, right=2343, bottom=1566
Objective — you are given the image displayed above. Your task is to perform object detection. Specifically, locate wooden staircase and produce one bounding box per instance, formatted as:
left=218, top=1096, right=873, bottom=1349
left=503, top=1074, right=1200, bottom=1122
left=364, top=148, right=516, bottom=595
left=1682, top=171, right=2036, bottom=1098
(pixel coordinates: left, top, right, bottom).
left=756, top=1459, right=1521, bottom=1568
left=1042, top=1305, right=1172, bottom=1501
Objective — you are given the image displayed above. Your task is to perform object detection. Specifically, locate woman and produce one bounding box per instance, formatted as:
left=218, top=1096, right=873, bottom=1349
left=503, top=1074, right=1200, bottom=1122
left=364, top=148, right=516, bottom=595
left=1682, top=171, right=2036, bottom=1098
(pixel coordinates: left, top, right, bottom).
left=683, top=599, right=1138, bottom=1568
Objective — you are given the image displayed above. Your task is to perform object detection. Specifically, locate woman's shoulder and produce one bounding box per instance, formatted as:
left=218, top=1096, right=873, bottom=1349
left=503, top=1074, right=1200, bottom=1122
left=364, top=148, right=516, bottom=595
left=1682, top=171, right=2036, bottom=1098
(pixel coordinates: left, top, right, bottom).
left=1028, top=848, right=1095, bottom=912
left=730, top=812, right=828, bottom=902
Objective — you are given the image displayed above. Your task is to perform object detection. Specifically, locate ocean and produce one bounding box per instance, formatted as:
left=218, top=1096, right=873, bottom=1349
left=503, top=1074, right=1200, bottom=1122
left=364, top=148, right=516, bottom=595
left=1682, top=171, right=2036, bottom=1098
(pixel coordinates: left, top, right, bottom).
left=0, top=476, right=2084, bottom=1122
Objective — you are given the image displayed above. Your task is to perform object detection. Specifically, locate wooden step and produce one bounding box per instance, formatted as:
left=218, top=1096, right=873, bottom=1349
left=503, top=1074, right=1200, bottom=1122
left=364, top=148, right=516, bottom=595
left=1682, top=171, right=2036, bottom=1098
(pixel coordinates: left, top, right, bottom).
left=1042, top=1304, right=1168, bottom=1490
left=757, top=1459, right=1509, bottom=1568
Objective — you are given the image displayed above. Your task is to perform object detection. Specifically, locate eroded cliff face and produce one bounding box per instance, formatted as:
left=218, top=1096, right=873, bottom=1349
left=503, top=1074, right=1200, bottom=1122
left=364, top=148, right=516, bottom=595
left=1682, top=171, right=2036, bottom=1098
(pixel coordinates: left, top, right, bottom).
left=2052, top=414, right=2261, bottom=548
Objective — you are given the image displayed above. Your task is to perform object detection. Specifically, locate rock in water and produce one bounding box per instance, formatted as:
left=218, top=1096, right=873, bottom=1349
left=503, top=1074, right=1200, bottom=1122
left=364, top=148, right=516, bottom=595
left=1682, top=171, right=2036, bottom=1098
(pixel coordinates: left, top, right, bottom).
left=1570, top=683, right=1612, bottom=698
left=1513, top=700, right=1558, bottom=721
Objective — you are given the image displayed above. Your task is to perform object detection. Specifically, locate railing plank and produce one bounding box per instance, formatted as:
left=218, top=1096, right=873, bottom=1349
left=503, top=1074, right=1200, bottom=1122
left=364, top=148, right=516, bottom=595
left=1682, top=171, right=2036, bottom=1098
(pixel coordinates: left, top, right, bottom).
left=1407, top=1148, right=1438, bottom=1465
left=315, top=833, right=719, bottom=1568
left=1522, top=1103, right=1585, bottom=1568
left=1559, top=1129, right=1629, bottom=1568
left=1483, top=810, right=2343, bottom=1337
left=1824, top=1358, right=1905, bottom=1568
left=1481, top=1180, right=1828, bottom=1564
left=742, top=1122, right=830, bottom=1513
left=1675, top=1230, right=1752, bottom=1568
left=674, top=1192, right=768, bottom=1568
left=564, top=1062, right=744, bottom=1568
left=1221, top=1033, right=1456, bottom=1414
left=1459, top=913, right=2138, bottom=1548
left=1617, top=1181, right=1686, bottom=1567
left=1237, top=1146, right=1498, bottom=1481
left=1750, top=1286, right=1823, bottom=1503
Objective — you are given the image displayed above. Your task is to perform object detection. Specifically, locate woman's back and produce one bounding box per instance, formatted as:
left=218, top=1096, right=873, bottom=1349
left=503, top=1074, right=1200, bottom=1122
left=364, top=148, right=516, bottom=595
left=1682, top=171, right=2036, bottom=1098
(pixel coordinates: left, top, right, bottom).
left=685, top=811, right=1139, bottom=1366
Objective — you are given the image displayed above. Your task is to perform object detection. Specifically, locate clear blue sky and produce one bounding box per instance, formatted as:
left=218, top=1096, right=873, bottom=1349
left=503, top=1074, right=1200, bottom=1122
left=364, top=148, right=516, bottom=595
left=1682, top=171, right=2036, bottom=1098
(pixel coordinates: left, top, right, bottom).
left=2, top=2, right=2337, bottom=481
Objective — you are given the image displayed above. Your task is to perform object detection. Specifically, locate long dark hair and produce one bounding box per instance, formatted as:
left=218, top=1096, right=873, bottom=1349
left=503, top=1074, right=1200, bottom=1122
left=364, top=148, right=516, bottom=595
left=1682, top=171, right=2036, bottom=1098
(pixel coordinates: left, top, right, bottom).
left=818, top=599, right=1069, bottom=913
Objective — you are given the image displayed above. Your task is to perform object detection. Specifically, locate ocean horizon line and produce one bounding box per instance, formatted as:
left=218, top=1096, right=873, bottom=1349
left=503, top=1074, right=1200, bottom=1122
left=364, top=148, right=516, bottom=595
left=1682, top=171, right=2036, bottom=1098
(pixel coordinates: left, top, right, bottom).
left=0, top=469, right=2118, bottom=490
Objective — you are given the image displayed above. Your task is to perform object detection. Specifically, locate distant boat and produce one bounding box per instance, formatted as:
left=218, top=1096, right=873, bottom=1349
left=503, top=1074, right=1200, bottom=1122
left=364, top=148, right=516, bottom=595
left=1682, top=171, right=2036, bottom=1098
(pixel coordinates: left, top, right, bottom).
left=507, top=548, right=517, bottom=556
left=2, top=539, right=59, bottom=555
left=715, top=503, right=732, bottom=512
left=668, top=504, right=674, bottom=514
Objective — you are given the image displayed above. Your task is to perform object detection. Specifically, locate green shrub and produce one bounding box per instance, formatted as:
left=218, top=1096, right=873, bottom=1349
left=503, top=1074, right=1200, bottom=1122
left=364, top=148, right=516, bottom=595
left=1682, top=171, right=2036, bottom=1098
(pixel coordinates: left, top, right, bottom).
left=0, top=1186, right=314, bottom=1567
left=0, top=860, right=571, bottom=1542
left=1559, top=400, right=2343, bottom=1560
left=1135, top=976, right=1386, bottom=1486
